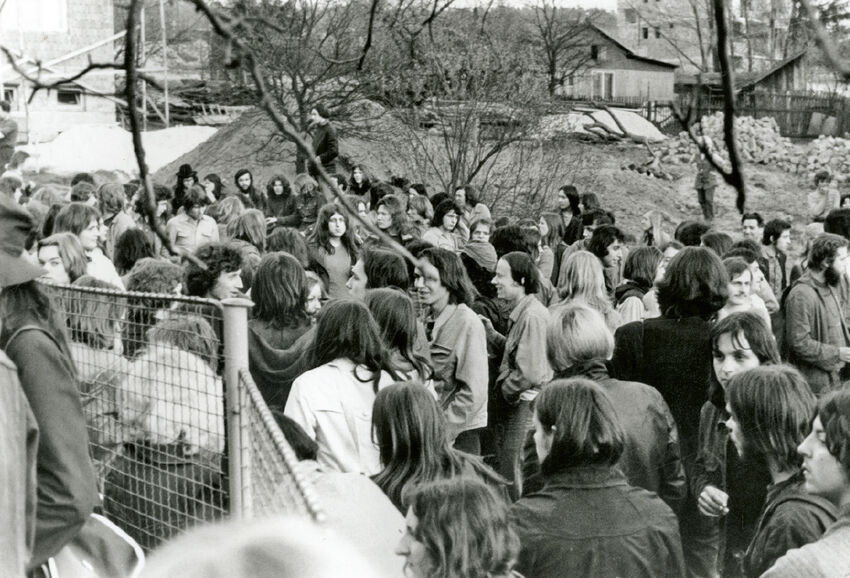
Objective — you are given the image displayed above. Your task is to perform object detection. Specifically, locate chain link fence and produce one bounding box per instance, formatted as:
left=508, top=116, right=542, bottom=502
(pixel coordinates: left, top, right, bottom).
left=41, top=280, right=323, bottom=552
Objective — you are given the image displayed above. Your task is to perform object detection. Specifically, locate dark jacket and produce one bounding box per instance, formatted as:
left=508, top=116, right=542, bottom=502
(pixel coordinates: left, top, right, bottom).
left=784, top=271, right=850, bottom=394
left=267, top=192, right=300, bottom=227
left=742, top=471, right=837, bottom=577
left=511, top=466, right=684, bottom=578
left=1, top=322, right=100, bottom=569
left=311, top=122, right=338, bottom=174
left=526, top=361, right=687, bottom=514
left=611, top=316, right=714, bottom=468
left=614, top=280, right=649, bottom=307
left=248, top=320, right=314, bottom=411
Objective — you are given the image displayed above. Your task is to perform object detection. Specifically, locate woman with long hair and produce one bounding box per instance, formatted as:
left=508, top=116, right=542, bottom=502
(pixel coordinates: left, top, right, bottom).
left=395, top=476, right=520, bottom=578
left=284, top=299, right=401, bottom=474
left=511, top=378, right=684, bottom=577
left=307, top=203, right=358, bottom=300
left=349, top=164, right=371, bottom=201
left=37, top=232, right=89, bottom=284
left=486, top=251, right=552, bottom=499
left=407, top=194, right=433, bottom=239
left=206, top=195, right=245, bottom=241
left=422, top=200, right=461, bottom=252
left=249, top=252, right=314, bottom=410
left=365, top=288, right=432, bottom=386
left=372, top=194, right=416, bottom=246
left=0, top=195, right=99, bottom=568
left=414, top=247, right=488, bottom=453
left=54, top=202, right=125, bottom=289
left=265, top=174, right=299, bottom=229
left=113, top=228, right=156, bottom=277
left=372, top=381, right=504, bottom=512
left=540, top=212, right=566, bottom=285
left=556, top=250, right=619, bottom=330
left=202, top=173, right=224, bottom=201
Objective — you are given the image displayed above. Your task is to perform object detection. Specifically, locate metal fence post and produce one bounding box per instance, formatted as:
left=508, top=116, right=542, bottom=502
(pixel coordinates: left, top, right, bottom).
left=222, top=297, right=253, bottom=520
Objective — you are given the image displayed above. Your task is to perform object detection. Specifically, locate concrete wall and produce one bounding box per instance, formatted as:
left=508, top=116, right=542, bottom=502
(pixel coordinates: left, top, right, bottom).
left=0, top=0, right=116, bottom=141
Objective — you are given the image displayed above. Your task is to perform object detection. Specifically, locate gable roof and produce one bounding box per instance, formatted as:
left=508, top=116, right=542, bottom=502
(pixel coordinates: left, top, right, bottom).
left=675, top=49, right=808, bottom=90
left=588, top=23, right=678, bottom=69
left=737, top=49, right=807, bottom=90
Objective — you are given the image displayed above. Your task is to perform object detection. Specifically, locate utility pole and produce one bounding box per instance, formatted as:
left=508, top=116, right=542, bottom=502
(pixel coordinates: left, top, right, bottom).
left=159, top=0, right=169, bottom=127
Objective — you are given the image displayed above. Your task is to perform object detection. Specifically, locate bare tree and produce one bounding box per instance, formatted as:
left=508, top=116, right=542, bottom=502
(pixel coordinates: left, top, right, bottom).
left=531, top=1, right=597, bottom=97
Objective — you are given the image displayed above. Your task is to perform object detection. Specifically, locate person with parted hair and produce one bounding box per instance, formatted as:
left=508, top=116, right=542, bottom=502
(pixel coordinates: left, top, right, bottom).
left=395, top=476, right=520, bottom=578
left=510, top=378, right=684, bottom=577
left=723, top=364, right=837, bottom=576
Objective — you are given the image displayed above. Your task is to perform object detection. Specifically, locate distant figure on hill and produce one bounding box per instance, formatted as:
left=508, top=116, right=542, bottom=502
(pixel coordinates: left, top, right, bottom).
left=308, top=104, right=338, bottom=180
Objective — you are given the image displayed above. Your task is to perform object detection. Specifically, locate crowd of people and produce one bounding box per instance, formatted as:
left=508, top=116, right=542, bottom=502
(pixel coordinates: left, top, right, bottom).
left=3, top=149, right=850, bottom=578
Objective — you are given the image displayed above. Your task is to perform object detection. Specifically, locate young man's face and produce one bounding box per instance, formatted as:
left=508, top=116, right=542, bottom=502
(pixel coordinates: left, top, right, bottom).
left=775, top=229, right=791, bottom=255
left=798, top=416, right=850, bottom=505
left=79, top=218, right=100, bottom=251
left=209, top=270, right=243, bottom=300
left=237, top=173, right=251, bottom=191
left=471, top=224, right=490, bottom=243
left=602, top=240, right=623, bottom=268
left=38, top=245, right=71, bottom=284
left=346, top=259, right=368, bottom=300
left=741, top=218, right=762, bottom=242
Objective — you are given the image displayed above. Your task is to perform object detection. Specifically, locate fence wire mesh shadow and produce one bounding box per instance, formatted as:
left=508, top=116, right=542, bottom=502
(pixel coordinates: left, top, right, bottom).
left=40, top=281, right=323, bottom=553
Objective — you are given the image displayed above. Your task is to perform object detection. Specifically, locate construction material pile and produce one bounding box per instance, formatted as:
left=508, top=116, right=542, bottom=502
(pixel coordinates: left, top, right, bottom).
left=799, top=135, right=850, bottom=182
left=658, top=112, right=796, bottom=172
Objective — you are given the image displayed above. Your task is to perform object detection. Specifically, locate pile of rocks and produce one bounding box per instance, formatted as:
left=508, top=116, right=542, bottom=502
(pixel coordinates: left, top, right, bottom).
left=797, top=135, right=850, bottom=183
left=658, top=112, right=796, bottom=172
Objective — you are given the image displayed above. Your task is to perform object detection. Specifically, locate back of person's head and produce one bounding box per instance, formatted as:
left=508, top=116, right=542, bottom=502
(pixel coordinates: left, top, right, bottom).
left=534, top=378, right=625, bottom=474
left=547, top=303, right=614, bottom=372
left=408, top=194, right=434, bottom=221
left=126, top=258, right=183, bottom=295
left=402, top=477, right=519, bottom=578
left=114, top=228, right=155, bottom=276
left=363, top=248, right=409, bottom=291
left=30, top=185, right=68, bottom=209
left=54, top=202, right=100, bottom=237
left=71, top=172, right=95, bottom=187
left=419, top=247, right=476, bottom=305
left=824, top=209, right=850, bottom=241
left=623, top=246, right=662, bottom=288
left=540, top=212, right=564, bottom=247
left=311, top=299, right=385, bottom=374
left=726, top=364, right=816, bottom=471
left=252, top=252, right=308, bottom=328
left=184, top=242, right=242, bottom=297
left=657, top=246, right=728, bottom=318
left=587, top=225, right=624, bottom=261
left=518, top=223, right=542, bottom=261
left=815, top=169, right=833, bottom=186
left=809, top=233, right=849, bottom=273
left=206, top=195, right=244, bottom=228
left=148, top=313, right=220, bottom=369
left=271, top=410, right=318, bottom=461
left=501, top=251, right=539, bottom=295
left=97, top=182, right=126, bottom=216
left=580, top=192, right=601, bottom=211
left=139, top=516, right=375, bottom=578
left=66, top=276, right=124, bottom=349
left=675, top=220, right=711, bottom=246
left=558, top=250, right=608, bottom=305
left=763, top=218, right=793, bottom=245
left=227, top=208, right=266, bottom=251
left=701, top=230, right=733, bottom=256
left=722, top=246, right=758, bottom=264
left=365, top=287, right=418, bottom=353
left=266, top=227, right=309, bottom=268
left=814, top=389, right=850, bottom=480
left=490, top=225, right=526, bottom=258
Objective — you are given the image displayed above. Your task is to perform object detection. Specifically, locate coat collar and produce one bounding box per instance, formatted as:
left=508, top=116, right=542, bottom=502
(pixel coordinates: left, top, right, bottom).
left=541, top=465, right=627, bottom=489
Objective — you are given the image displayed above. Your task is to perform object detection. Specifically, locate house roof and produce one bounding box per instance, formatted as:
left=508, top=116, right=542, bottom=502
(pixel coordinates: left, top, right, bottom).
left=588, top=23, right=678, bottom=70
left=675, top=49, right=808, bottom=90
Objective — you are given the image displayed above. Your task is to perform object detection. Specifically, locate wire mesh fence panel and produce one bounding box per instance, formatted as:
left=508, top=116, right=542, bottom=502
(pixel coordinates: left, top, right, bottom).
left=237, top=368, right=325, bottom=523
left=41, top=281, right=229, bottom=552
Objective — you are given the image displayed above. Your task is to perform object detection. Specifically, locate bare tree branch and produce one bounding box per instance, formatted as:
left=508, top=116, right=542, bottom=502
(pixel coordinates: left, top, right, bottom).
left=357, top=0, right=382, bottom=71
left=800, top=0, right=850, bottom=81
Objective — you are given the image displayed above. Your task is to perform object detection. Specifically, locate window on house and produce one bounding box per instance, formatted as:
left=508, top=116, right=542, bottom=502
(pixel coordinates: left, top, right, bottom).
left=654, top=27, right=661, bottom=38
left=567, top=74, right=574, bottom=87
left=57, top=85, right=81, bottom=106
left=593, top=72, right=614, bottom=100
left=3, top=87, right=16, bottom=107
left=642, top=27, right=649, bottom=40
left=670, top=23, right=675, bottom=29
left=624, top=8, right=637, bottom=23
left=591, top=45, right=599, bottom=60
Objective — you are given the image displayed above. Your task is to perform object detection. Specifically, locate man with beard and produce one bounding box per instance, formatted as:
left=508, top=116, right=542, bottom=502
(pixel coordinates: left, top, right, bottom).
left=785, top=233, right=850, bottom=394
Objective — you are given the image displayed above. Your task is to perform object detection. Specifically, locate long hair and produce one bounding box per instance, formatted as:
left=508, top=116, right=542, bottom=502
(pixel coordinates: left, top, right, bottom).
left=251, top=252, right=309, bottom=329
left=535, top=378, right=625, bottom=475
left=310, top=300, right=398, bottom=390
left=308, top=203, right=358, bottom=256
left=547, top=303, right=614, bottom=373
left=53, top=202, right=100, bottom=237
left=37, top=232, right=89, bottom=282
left=265, top=174, right=292, bottom=197
left=113, top=228, right=156, bottom=275
left=365, top=288, right=431, bottom=382
left=205, top=196, right=245, bottom=231
left=266, top=227, right=310, bottom=268
left=657, top=246, right=728, bottom=318
left=66, top=276, right=124, bottom=350
left=376, top=194, right=413, bottom=237
left=404, top=477, right=519, bottom=578
left=226, top=209, right=266, bottom=252
left=557, top=251, right=615, bottom=319
left=419, top=248, right=477, bottom=306
left=540, top=212, right=564, bottom=248
left=372, top=382, right=504, bottom=512
left=727, top=364, right=816, bottom=471
left=0, top=280, right=71, bottom=354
